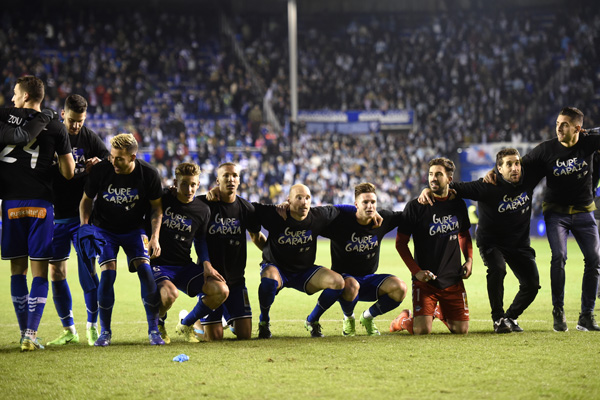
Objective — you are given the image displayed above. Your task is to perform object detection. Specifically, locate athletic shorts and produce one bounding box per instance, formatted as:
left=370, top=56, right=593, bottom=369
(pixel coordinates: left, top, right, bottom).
left=153, top=263, right=205, bottom=297
left=260, top=262, right=323, bottom=294
left=412, top=280, right=469, bottom=321
left=1, top=199, right=54, bottom=260
left=201, top=285, right=252, bottom=325
left=341, top=273, right=393, bottom=302
left=95, top=227, right=149, bottom=271
left=50, top=218, right=80, bottom=262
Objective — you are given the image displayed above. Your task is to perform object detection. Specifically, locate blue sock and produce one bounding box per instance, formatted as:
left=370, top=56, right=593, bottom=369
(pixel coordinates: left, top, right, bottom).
left=11, top=275, right=29, bottom=334
left=339, top=294, right=359, bottom=318
left=307, top=288, right=344, bottom=323
left=27, top=277, right=49, bottom=334
left=137, top=263, right=159, bottom=333
left=52, top=279, right=74, bottom=328
left=98, top=269, right=116, bottom=333
left=368, top=294, right=401, bottom=318
left=182, top=296, right=212, bottom=326
left=84, top=288, right=98, bottom=324
left=258, top=277, right=278, bottom=323
left=83, top=274, right=99, bottom=324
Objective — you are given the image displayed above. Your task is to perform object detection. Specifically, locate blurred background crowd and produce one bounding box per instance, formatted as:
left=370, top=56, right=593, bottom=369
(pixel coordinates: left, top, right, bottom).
left=0, top=0, right=599, bottom=211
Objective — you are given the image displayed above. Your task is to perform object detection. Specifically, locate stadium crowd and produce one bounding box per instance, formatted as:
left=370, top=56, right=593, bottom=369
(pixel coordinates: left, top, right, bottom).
left=0, top=3, right=599, bottom=210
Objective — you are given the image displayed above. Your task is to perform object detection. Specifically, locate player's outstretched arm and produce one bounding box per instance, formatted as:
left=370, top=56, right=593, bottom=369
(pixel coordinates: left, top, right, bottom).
left=0, top=109, right=53, bottom=145
left=148, top=198, right=163, bottom=258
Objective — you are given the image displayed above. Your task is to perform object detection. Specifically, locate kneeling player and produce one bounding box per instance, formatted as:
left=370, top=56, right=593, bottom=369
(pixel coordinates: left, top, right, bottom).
left=391, top=158, right=472, bottom=335
left=152, top=163, right=228, bottom=343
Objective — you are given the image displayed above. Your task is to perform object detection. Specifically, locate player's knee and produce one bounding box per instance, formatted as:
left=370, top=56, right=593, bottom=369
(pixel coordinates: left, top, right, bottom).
left=386, top=278, right=408, bottom=302
left=343, top=279, right=359, bottom=297
left=449, top=321, right=469, bottom=334
left=413, top=325, right=432, bottom=335
left=160, top=286, right=178, bottom=307
left=329, top=273, right=345, bottom=290
left=49, top=266, right=66, bottom=281
left=215, top=282, right=229, bottom=304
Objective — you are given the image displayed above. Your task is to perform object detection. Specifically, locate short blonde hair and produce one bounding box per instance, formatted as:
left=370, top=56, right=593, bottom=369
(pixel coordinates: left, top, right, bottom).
left=175, top=162, right=201, bottom=178
left=111, top=133, right=138, bottom=154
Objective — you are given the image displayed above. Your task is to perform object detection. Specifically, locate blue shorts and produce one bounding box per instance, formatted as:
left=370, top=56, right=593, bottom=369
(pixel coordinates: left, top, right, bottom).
left=260, top=262, right=323, bottom=294
left=50, top=218, right=80, bottom=262
left=1, top=199, right=54, bottom=260
left=96, top=227, right=149, bottom=271
left=153, top=263, right=205, bottom=297
left=201, top=285, right=252, bottom=325
left=341, top=273, right=393, bottom=302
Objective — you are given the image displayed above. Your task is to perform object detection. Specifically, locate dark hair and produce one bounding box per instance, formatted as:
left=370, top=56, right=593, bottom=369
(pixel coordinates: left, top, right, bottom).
left=496, top=148, right=520, bottom=168
left=559, top=107, right=584, bottom=127
left=64, top=94, right=88, bottom=114
left=16, top=76, right=44, bottom=104
left=354, top=182, right=376, bottom=199
left=429, top=157, right=455, bottom=177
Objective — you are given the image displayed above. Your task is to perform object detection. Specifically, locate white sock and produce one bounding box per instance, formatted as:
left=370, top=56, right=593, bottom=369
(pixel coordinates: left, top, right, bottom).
left=362, top=310, right=373, bottom=319
left=67, top=325, right=77, bottom=334
left=344, top=313, right=355, bottom=320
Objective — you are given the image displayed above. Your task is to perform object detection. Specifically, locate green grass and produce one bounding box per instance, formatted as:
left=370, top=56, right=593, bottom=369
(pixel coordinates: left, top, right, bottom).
left=1, top=237, right=599, bottom=399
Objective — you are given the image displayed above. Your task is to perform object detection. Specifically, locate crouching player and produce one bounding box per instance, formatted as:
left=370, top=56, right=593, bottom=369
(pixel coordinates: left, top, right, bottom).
left=317, top=183, right=407, bottom=336
left=153, top=163, right=229, bottom=343
left=391, top=158, right=473, bottom=335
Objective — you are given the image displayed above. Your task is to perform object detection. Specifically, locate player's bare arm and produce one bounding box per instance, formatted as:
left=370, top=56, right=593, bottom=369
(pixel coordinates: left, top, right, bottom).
left=148, top=198, right=163, bottom=258
left=205, top=186, right=221, bottom=201
left=79, top=193, right=94, bottom=225
left=58, top=153, right=75, bottom=180
left=202, top=261, right=225, bottom=282
left=482, top=169, right=497, bottom=185
left=250, top=231, right=267, bottom=250
left=84, top=156, right=102, bottom=174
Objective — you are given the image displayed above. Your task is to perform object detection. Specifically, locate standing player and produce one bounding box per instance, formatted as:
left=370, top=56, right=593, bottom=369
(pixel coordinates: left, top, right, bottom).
left=196, top=162, right=265, bottom=340
left=152, top=163, right=229, bottom=344
left=80, top=133, right=164, bottom=346
left=391, top=158, right=473, bottom=335
left=254, top=184, right=344, bottom=339
left=420, top=149, right=542, bottom=333
left=0, top=76, right=75, bottom=351
left=46, top=94, right=110, bottom=347
left=521, top=107, right=600, bottom=331
left=313, top=182, right=407, bottom=336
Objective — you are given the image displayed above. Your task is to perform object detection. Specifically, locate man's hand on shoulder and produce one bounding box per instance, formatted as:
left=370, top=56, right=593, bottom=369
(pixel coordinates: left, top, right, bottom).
left=206, top=187, right=221, bottom=202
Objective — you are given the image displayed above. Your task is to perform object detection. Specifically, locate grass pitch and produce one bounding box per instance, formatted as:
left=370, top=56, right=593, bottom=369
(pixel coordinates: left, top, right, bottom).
left=1, top=237, right=599, bottom=399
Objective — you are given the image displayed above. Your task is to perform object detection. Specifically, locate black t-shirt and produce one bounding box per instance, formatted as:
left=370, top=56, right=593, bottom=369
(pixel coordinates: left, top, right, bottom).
left=85, top=158, right=162, bottom=233
left=0, top=107, right=71, bottom=201
left=321, top=209, right=403, bottom=276
left=398, top=197, right=470, bottom=289
left=151, top=190, right=210, bottom=267
left=199, top=195, right=261, bottom=287
left=523, top=135, right=600, bottom=207
left=254, top=204, right=339, bottom=273
left=452, top=166, right=541, bottom=249
left=53, top=125, right=109, bottom=219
